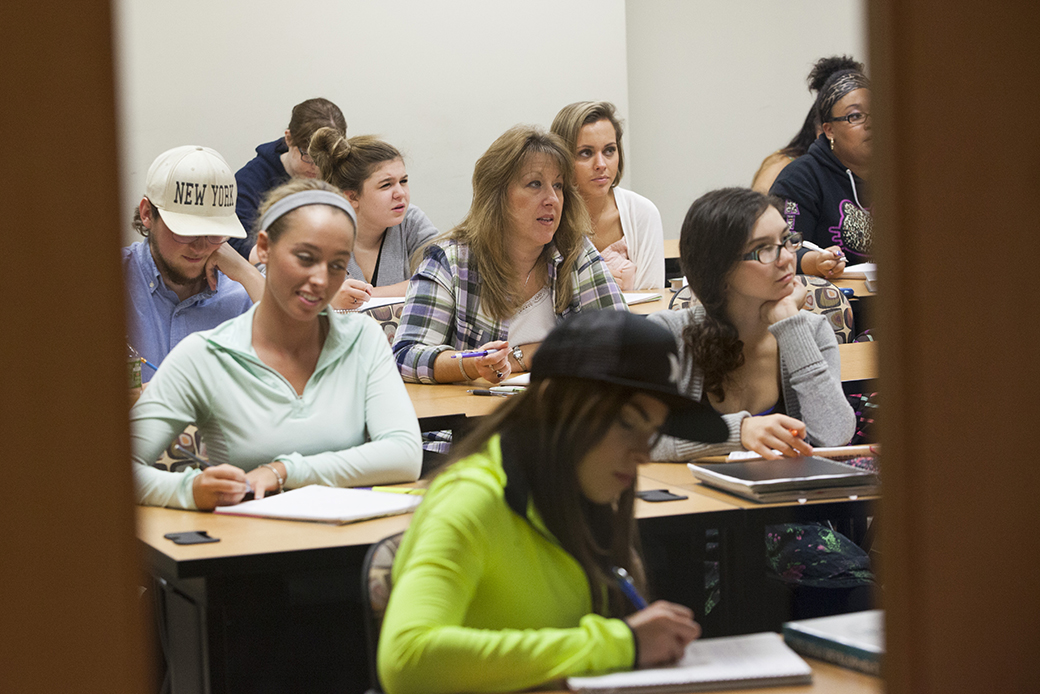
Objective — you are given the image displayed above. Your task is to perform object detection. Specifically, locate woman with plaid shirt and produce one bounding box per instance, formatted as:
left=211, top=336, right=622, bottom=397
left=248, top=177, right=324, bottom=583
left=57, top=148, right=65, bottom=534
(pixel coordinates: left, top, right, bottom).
left=393, top=125, right=627, bottom=387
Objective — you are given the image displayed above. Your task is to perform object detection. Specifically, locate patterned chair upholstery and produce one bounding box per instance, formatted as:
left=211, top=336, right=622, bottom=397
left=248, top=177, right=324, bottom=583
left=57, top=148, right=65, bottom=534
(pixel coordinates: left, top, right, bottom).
left=796, top=275, right=855, bottom=343
left=357, top=302, right=407, bottom=346
left=154, top=425, right=207, bottom=472
left=362, top=531, right=405, bottom=694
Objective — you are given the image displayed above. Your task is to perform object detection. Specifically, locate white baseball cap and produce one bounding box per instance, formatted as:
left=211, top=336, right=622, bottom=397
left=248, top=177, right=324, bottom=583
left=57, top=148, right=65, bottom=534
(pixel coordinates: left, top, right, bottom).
left=144, top=145, right=247, bottom=239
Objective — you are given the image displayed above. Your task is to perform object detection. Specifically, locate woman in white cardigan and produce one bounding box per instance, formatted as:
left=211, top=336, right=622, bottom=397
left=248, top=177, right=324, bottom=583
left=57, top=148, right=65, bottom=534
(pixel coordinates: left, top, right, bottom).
left=551, top=101, right=665, bottom=290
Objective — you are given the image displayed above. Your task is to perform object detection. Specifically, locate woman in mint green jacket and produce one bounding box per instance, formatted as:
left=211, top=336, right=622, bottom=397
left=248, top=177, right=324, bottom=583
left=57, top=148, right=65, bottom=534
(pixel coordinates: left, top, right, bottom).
left=378, top=311, right=727, bottom=694
left=131, top=178, right=422, bottom=510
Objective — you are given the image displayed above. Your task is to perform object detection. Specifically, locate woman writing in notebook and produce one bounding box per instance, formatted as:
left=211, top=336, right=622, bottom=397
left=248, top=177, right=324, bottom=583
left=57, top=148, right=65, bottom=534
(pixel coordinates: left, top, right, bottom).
left=379, top=311, right=726, bottom=694
left=649, top=187, right=855, bottom=462
left=307, top=128, right=439, bottom=307
left=551, top=101, right=665, bottom=290
left=131, top=179, right=422, bottom=510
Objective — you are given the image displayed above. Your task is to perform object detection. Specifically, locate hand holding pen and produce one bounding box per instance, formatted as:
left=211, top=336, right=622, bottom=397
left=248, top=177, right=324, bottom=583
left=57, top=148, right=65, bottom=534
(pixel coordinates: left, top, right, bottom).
left=615, top=567, right=701, bottom=667
left=177, top=444, right=255, bottom=511
left=451, top=340, right=511, bottom=384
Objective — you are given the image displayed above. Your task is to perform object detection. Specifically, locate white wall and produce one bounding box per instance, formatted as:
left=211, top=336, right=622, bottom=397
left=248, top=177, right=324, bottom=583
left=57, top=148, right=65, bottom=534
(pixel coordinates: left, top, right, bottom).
left=115, top=1, right=865, bottom=248
left=626, top=0, right=866, bottom=238
left=114, top=0, right=629, bottom=245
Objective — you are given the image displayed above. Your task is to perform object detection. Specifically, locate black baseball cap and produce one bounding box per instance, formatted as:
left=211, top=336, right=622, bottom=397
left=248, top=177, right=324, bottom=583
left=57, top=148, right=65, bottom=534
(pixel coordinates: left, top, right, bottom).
left=531, top=311, right=728, bottom=443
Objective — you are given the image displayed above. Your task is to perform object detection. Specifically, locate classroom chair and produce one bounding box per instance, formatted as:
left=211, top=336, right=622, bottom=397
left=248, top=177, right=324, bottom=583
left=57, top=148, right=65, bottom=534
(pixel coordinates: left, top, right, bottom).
left=361, top=531, right=405, bottom=694
left=795, top=276, right=855, bottom=343
left=359, top=302, right=406, bottom=345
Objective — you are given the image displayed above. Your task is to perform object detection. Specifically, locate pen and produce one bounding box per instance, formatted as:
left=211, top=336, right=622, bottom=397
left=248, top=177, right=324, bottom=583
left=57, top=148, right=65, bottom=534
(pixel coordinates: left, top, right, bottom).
left=369, top=486, right=426, bottom=495
left=175, top=444, right=254, bottom=500
left=451, top=350, right=491, bottom=359
left=140, top=356, right=160, bottom=372
left=467, top=389, right=512, bottom=397
left=611, top=566, right=648, bottom=610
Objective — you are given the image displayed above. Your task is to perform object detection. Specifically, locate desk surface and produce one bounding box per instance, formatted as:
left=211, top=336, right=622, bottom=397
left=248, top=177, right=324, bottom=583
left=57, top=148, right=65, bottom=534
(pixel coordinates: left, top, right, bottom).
left=406, top=341, right=876, bottom=421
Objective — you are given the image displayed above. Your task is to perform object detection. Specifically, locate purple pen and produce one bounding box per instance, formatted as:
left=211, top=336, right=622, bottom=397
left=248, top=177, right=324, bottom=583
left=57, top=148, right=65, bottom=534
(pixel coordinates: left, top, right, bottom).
left=451, top=350, right=492, bottom=359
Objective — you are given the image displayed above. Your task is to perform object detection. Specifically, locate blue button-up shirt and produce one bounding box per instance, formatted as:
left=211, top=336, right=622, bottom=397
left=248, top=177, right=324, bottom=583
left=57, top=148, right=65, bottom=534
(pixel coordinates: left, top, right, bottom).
left=123, top=240, right=253, bottom=382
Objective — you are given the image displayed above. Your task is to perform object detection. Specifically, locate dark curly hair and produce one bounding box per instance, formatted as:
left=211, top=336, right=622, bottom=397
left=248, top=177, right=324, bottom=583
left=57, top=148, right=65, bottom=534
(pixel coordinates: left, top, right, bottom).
left=780, top=55, right=865, bottom=159
left=679, top=188, right=782, bottom=402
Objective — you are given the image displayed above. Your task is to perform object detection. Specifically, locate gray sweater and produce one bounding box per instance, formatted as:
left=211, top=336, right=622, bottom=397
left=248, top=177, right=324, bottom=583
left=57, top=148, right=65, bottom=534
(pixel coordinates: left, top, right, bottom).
left=648, top=306, right=855, bottom=461
left=347, top=205, right=439, bottom=286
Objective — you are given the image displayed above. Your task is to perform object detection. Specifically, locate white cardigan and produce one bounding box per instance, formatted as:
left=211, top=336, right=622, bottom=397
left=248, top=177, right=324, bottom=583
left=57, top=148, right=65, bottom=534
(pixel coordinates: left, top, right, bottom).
left=614, top=186, right=665, bottom=290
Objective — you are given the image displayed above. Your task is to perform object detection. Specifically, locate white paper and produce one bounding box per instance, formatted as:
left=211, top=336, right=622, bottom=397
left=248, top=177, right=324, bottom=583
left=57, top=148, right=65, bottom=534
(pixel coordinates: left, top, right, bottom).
left=500, top=372, right=531, bottom=386
left=214, top=485, right=421, bottom=524
left=568, top=632, right=811, bottom=691
left=622, top=292, right=664, bottom=306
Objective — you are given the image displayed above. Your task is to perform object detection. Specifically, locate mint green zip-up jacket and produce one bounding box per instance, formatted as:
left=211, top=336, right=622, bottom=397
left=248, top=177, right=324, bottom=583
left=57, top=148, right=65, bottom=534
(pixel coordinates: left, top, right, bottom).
left=132, top=304, right=422, bottom=509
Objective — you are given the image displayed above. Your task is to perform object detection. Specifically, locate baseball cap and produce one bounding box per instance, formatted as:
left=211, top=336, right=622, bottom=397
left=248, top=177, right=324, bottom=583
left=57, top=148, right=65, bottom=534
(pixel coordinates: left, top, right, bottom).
left=531, top=311, right=728, bottom=443
left=144, top=146, right=246, bottom=239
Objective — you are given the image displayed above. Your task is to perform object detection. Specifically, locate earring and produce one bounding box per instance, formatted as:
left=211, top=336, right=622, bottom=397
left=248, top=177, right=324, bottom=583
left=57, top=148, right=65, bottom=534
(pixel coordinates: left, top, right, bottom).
left=829, top=138, right=836, bottom=151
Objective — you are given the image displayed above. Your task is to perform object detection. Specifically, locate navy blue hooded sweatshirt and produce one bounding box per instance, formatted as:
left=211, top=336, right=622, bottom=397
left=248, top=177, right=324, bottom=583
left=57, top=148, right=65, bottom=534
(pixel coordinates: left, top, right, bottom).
left=231, top=138, right=290, bottom=257
left=770, top=133, right=873, bottom=270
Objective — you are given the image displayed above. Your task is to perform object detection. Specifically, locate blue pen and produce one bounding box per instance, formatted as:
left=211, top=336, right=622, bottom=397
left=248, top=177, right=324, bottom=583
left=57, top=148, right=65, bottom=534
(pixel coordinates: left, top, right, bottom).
left=140, top=356, right=160, bottom=372
left=612, top=566, right=648, bottom=610
left=451, top=350, right=492, bottom=359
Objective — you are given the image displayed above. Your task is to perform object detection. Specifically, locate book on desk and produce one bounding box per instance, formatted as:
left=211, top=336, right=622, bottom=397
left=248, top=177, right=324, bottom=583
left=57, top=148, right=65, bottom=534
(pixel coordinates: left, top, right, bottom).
left=782, top=610, right=883, bottom=675
left=687, top=456, right=879, bottom=503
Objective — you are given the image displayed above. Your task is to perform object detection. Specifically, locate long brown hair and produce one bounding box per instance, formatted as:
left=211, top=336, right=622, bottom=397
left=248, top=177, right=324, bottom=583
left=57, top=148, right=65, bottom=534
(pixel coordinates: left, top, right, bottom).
left=308, top=127, right=402, bottom=196
left=447, top=125, right=593, bottom=320
left=443, top=378, right=647, bottom=617
left=680, top=188, right=781, bottom=402
left=285, top=97, right=346, bottom=151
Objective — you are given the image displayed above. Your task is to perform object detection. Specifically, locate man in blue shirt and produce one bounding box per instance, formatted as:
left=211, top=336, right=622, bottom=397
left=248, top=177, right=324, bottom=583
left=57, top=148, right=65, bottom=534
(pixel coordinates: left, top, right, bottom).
left=124, top=146, right=264, bottom=381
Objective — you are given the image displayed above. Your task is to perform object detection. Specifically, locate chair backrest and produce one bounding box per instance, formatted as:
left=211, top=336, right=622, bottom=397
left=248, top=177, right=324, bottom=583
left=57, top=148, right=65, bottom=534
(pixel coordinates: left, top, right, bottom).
left=361, top=531, right=405, bottom=694
left=359, top=302, right=407, bottom=345
left=668, top=284, right=699, bottom=311
left=154, top=425, right=207, bottom=472
left=795, top=275, right=854, bottom=343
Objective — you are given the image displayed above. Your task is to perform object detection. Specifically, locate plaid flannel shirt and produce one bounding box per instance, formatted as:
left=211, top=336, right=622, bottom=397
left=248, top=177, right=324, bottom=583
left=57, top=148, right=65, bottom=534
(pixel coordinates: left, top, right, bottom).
left=393, top=238, right=627, bottom=384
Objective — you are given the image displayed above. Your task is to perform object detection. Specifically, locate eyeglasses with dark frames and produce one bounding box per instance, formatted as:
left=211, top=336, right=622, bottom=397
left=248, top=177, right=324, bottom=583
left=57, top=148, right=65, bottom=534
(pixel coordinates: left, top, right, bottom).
left=297, top=146, right=315, bottom=165
left=742, top=232, right=803, bottom=264
left=827, top=111, right=870, bottom=126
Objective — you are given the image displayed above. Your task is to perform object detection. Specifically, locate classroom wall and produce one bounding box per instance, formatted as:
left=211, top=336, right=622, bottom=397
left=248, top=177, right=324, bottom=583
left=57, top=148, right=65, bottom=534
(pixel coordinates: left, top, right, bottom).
left=114, top=1, right=865, bottom=248
left=625, top=0, right=866, bottom=237
left=113, top=0, right=630, bottom=245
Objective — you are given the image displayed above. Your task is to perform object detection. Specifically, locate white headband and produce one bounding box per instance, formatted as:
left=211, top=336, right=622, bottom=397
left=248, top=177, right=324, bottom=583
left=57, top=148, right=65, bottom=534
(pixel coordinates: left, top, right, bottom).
left=258, top=190, right=357, bottom=231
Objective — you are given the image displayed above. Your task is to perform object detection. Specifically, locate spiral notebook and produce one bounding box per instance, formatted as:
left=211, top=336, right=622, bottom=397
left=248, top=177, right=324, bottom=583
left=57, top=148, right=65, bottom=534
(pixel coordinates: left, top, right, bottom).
left=567, top=632, right=812, bottom=693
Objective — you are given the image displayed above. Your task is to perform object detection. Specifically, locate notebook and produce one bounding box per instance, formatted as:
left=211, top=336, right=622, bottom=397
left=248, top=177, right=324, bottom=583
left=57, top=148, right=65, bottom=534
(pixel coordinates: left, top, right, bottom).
left=567, top=632, right=812, bottom=692
left=213, top=485, right=422, bottom=524
left=687, top=456, right=879, bottom=503
left=622, top=291, right=664, bottom=306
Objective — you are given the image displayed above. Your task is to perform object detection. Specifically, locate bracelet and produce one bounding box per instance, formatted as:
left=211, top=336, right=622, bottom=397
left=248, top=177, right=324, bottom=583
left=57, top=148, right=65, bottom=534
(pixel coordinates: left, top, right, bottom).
left=457, top=353, right=469, bottom=381
left=260, top=463, right=284, bottom=494
left=511, top=345, right=526, bottom=371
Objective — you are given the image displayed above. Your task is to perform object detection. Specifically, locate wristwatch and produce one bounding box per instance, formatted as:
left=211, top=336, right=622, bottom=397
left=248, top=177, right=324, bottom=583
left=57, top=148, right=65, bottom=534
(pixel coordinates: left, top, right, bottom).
left=510, top=345, right=526, bottom=371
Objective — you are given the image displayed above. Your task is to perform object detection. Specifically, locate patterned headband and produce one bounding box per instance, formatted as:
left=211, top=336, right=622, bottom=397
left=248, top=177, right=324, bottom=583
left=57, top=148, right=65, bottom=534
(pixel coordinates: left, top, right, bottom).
left=818, top=71, right=871, bottom=122
left=258, top=190, right=357, bottom=231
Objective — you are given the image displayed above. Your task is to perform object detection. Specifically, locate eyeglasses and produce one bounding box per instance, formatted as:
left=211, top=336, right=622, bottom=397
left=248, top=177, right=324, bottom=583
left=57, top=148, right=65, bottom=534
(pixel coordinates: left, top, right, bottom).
left=827, top=111, right=870, bottom=126
left=169, top=231, right=230, bottom=245
left=742, top=232, right=803, bottom=264
left=298, top=146, right=315, bottom=165
left=614, top=411, right=665, bottom=452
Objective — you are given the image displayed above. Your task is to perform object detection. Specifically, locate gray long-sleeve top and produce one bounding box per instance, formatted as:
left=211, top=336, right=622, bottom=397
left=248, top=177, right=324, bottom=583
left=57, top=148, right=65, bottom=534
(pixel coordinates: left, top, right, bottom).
left=649, top=305, right=855, bottom=461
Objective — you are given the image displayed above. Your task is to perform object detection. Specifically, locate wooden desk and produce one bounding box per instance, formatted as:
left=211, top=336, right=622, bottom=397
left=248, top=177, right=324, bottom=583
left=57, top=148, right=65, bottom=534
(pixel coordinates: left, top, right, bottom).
left=141, top=460, right=876, bottom=692
left=405, top=382, right=504, bottom=420
left=665, top=238, right=680, bottom=258
left=838, top=341, right=877, bottom=382
left=544, top=657, right=882, bottom=694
